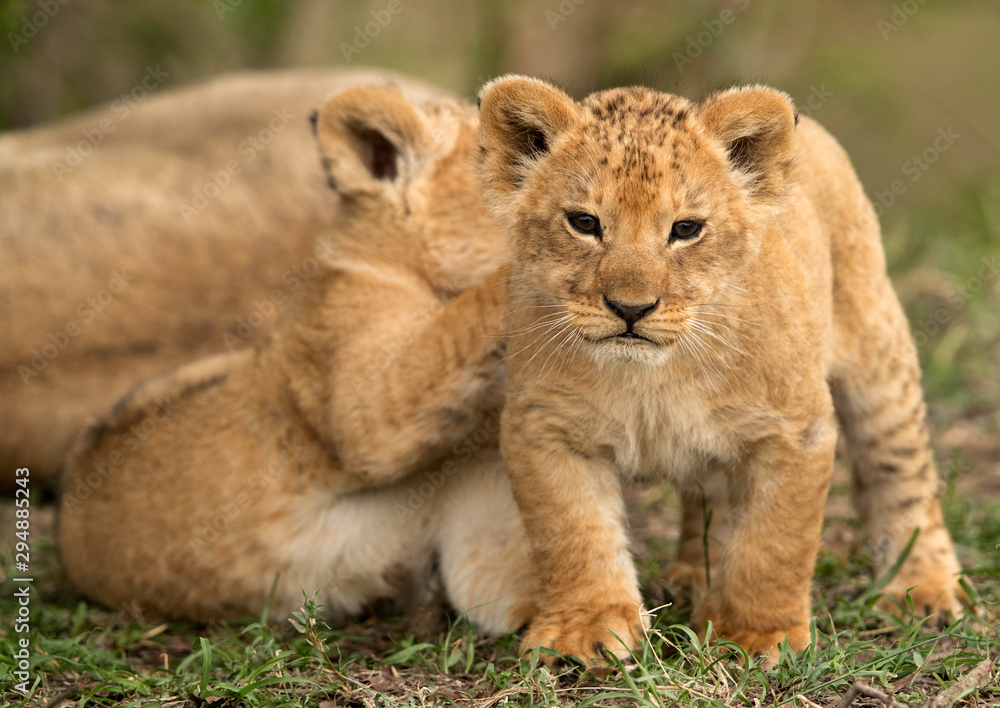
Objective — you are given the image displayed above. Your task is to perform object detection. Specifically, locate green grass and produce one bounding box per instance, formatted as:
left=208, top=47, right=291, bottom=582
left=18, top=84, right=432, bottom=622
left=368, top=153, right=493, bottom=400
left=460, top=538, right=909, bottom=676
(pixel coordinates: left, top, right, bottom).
left=0, top=511, right=997, bottom=708
left=1, top=187, right=999, bottom=706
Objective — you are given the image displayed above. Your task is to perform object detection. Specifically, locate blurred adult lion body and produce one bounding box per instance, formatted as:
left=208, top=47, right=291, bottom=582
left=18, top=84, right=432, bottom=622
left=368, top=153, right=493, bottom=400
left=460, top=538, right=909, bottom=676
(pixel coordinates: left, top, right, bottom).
left=0, top=68, right=448, bottom=490
left=58, top=86, right=535, bottom=631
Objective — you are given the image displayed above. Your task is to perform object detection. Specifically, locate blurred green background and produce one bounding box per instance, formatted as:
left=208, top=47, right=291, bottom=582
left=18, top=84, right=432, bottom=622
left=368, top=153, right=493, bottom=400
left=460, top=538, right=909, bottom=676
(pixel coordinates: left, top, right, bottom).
left=2, top=0, right=998, bottom=482
left=2, top=1, right=998, bottom=214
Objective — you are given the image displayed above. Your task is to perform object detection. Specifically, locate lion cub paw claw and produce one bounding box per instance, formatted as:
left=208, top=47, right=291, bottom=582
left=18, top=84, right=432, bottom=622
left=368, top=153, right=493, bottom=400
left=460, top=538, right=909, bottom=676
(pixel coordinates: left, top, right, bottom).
left=706, top=626, right=808, bottom=669
left=878, top=577, right=967, bottom=623
left=520, top=603, right=647, bottom=667
left=695, top=603, right=810, bottom=670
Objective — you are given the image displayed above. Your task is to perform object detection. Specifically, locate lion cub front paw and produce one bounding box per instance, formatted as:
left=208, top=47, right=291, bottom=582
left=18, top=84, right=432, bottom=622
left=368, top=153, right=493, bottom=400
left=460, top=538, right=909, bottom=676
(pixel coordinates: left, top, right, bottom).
left=693, top=601, right=810, bottom=669
left=520, top=603, right=647, bottom=667
left=707, top=625, right=808, bottom=669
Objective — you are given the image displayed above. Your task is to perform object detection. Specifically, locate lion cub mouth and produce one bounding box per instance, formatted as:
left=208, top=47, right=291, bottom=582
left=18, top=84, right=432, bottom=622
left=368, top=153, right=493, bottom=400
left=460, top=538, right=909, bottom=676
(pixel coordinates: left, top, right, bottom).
left=611, top=332, right=654, bottom=343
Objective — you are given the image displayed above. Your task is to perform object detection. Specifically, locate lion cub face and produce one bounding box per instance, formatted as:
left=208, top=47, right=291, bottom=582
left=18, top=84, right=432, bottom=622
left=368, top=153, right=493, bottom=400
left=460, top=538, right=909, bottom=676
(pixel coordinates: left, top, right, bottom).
left=478, top=78, right=796, bottom=365
left=316, top=85, right=505, bottom=295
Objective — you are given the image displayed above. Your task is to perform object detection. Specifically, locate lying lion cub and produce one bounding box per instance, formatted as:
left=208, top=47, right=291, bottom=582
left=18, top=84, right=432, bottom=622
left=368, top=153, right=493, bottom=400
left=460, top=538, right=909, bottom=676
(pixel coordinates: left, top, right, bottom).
left=59, top=85, right=535, bottom=631
left=1, top=68, right=447, bottom=491
left=477, top=77, right=965, bottom=664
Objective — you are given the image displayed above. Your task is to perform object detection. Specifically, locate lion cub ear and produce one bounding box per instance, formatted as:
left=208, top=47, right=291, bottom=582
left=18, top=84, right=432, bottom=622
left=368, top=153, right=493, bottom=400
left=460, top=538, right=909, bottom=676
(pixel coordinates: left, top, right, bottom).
left=315, top=85, right=432, bottom=196
left=477, top=75, right=580, bottom=206
left=698, top=85, right=797, bottom=206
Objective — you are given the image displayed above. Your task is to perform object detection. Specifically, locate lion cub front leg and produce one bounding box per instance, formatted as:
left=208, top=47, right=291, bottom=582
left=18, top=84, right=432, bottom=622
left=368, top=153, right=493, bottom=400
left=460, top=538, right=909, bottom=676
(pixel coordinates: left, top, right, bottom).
left=692, top=425, right=835, bottom=667
left=503, top=415, right=646, bottom=665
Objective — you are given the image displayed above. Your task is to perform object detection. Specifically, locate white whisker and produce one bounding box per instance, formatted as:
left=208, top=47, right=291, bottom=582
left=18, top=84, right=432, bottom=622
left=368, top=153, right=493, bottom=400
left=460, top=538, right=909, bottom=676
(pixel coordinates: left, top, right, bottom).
left=581, top=143, right=605, bottom=190
left=502, top=315, right=573, bottom=353
left=687, top=329, right=739, bottom=396
left=567, top=153, right=598, bottom=193
left=688, top=311, right=762, bottom=327
left=535, top=322, right=580, bottom=384
left=688, top=320, right=759, bottom=361
left=676, top=334, right=717, bottom=396
left=682, top=330, right=725, bottom=396
left=503, top=313, right=571, bottom=338
left=721, top=282, right=766, bottom=302
left=550, top=166, right=591, bottom=193
left=511, top=319, right=577, bottom=381
left=689, top=315, right=762, bottom=346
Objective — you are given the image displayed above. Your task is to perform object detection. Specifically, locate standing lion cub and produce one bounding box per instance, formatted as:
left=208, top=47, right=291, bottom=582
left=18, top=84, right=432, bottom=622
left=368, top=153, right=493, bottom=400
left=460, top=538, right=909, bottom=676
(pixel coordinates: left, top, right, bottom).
left=477, top=76, right=965, bottom=665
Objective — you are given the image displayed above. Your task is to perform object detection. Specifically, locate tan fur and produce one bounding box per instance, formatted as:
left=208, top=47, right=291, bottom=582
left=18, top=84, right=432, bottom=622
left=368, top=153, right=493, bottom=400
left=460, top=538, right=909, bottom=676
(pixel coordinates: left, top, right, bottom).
left=477, top=76, right=964, bottom=665
left=57, top=86, right=536, bottom=629
left=0, top=68, right=448, bottom=490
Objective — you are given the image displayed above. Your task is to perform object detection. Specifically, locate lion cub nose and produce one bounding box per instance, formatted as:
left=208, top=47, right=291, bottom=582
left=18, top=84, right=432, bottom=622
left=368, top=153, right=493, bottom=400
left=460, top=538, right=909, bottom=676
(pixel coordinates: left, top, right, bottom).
left=603, top=296, right=659, bottom=328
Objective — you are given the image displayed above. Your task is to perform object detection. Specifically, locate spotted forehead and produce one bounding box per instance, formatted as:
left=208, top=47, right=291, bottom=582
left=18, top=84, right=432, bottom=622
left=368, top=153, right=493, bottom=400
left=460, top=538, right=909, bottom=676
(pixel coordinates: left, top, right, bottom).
left=583, top=87, right=691, bottom=134
left=576, top=88, right=701, bottom=206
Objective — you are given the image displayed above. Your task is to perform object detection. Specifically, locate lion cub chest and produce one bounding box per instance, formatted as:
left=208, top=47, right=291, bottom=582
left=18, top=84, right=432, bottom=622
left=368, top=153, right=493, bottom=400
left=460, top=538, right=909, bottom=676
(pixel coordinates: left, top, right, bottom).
left=577, top=375, right=741, bottom=485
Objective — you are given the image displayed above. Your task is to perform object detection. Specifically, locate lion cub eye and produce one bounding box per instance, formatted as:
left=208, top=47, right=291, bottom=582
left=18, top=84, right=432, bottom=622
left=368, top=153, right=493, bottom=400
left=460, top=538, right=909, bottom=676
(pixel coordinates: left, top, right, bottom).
left=567, top=212, right=602, bottom=238
left=670, top=220, right=704, bottom=242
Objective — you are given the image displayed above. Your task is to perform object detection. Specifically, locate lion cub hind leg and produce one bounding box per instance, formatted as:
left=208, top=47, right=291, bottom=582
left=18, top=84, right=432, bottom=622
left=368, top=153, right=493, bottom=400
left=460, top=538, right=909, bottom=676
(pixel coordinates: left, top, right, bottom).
left=830, top=271, right=964, bottom=619
left=654, top=473, right=734, bottom=605
left=58, top=352, right=440, bottom=625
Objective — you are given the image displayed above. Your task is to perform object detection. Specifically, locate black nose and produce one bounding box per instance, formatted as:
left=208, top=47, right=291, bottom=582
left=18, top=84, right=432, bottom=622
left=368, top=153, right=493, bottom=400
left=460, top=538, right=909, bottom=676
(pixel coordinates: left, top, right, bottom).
left=603, top=296, right=659, bottom=328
